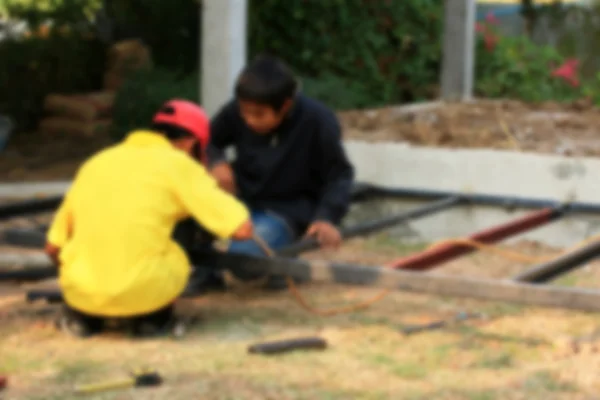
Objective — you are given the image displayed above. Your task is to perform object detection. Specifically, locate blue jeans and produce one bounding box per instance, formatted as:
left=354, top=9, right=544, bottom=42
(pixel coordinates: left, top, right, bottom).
left=227, top=210, right=297, bottom=282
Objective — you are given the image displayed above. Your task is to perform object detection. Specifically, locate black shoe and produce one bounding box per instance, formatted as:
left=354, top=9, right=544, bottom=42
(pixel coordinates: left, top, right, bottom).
left=131, top=316, right=189, bottom=339
left=183, top=268, right=227, bottom=297
left=55, top=312, right=103, bottom=338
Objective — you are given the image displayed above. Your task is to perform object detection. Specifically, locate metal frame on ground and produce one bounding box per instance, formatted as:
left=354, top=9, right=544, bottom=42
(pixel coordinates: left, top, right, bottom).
left=1, top=183, right=600, bottom=313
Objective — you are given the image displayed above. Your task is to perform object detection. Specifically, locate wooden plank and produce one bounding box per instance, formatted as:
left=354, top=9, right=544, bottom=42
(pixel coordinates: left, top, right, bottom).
left=198, top=252, right=600, bottom=313
left=14, top=250, right=600, bottom=313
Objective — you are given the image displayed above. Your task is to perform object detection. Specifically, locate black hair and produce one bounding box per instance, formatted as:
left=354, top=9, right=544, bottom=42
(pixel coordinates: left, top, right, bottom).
left=151, top=105, right=194, bottom=140
left=234, top=54, right=298, bottom=111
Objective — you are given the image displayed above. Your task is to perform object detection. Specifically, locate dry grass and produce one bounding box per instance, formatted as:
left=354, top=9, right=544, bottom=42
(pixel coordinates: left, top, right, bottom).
left=2, top=236, right=600, bottom=399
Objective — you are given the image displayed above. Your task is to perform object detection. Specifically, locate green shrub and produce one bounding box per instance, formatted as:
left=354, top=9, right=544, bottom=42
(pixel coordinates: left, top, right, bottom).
left=111, top=67, right=198, bottom=141
left=474, top=18, right=584, bottom=103
left=248, top=0, right=443, bottom=109
left=106, top=0, right=442, bottom=110
left=301, top=74, right=388, bottom=110
left=106, top=0, right=199, bottom=73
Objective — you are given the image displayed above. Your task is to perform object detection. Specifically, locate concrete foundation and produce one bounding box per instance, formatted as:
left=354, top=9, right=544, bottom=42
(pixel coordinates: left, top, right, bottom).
left=3, top=140, right=600, bottom=248
left=343, top=141, right=600, bottom=248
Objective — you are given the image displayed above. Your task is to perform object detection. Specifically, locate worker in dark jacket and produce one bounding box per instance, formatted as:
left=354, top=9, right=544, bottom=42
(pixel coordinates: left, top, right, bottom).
left=207, top=55, right=355, bottom=289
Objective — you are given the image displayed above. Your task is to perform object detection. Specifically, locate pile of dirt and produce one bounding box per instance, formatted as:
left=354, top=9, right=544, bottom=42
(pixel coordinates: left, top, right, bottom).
left=338, top=98, right=600, bottom=156
left=1, top=99, right=600, bottom=182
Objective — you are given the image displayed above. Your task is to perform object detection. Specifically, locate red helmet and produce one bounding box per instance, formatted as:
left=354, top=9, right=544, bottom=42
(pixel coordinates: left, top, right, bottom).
left=152, top=99, right=210, bottom=152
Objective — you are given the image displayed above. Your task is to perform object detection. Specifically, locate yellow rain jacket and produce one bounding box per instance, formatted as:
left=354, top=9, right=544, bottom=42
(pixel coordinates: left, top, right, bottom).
left=47, top=130, right=249, bottom=317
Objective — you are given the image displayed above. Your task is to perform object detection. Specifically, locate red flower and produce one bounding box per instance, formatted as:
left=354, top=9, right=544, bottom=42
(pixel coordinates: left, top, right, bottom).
left=551, top=59, right=580, bottom=87
left=475, top=22, right=486, bottom=33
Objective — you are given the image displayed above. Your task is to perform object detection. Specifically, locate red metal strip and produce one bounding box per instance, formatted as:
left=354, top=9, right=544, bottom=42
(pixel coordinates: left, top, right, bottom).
left=389, top=207, right=559, bottom=271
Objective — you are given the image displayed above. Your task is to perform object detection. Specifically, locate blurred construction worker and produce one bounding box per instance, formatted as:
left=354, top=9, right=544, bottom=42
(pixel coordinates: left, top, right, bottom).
left=45, top=100, right=253, bottom=338
left=207, top=55, right=355, bottom=289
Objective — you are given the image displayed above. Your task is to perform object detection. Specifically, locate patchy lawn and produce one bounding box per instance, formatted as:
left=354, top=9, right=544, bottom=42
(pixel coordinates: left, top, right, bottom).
left=2, top=235, right=600, bottom=399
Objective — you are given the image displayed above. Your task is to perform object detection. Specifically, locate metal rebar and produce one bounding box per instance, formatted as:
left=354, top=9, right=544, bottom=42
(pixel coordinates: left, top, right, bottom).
left=277, top=196, right=461, bottom=256
left=388, top=206, right=565, bottom=271
left=1, top=197, right=462, bottom=254
left=0, top=196, right=63, bottom=221
left=0, top=228, right=46, bottom=248
left=511, top=239, right=600, bottom=283
left=351, top=183, right=600, bottom=214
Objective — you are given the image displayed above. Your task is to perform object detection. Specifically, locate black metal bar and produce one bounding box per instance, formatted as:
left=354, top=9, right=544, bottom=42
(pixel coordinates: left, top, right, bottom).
left=400, top=312, right=485, bottom=335
left=1, top=196, right=462, bottom=253
left=277, top=196, right=461, bottom=256
left=0, top=266, right=56, bottom=282
left=21, top=250, right=600, bottom=312
left=5, top=183, right=600, bottom=223
left=389, top=206, right=566, bottom=271
left=0, top=228, right=46, bottom=248
left=352, top=183, right=600, bottom=214
left=511, top=239, right=600, bottom=283
left=0, top=196, right=63, bottom=221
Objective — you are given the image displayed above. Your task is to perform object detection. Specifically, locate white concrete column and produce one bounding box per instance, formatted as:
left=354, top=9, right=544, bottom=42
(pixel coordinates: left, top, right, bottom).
left=440, top=0, right=476, bottom=101
left=201, top=0, right=248, bottom=116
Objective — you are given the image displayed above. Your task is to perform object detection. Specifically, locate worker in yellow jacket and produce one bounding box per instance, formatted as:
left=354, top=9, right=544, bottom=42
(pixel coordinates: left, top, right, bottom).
left=45, top=99, right=253, bottom=338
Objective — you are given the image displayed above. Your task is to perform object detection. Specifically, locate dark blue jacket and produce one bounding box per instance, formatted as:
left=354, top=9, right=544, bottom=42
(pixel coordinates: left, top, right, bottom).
left=207, top=94, right=355, bottom=233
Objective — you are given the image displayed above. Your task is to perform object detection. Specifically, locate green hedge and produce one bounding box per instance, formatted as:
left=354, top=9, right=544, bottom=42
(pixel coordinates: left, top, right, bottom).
left=474, top=18, right=585, bottom=103
left=248, top=0, right=443, bottom=107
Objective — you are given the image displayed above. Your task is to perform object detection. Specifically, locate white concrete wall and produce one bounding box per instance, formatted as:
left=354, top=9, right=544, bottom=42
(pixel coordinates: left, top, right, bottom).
left=344, top=141, right=600, bottom=248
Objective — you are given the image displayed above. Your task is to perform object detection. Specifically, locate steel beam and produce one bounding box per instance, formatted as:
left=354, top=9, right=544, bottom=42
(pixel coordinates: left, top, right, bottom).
left=6, top=182, right=600, bottom=221
left=278, top=196, right=461, bottom=256
left=389, top=206, right=565, bottom=271
left=22, top=251, right=600, bottom=313
left=0, top=228, right=46, bottom=249
left=1, top=197, right=462, bottom=254
left=511, top=239, right=600, bottom=283
left=0, top=196, right=62, bottom=221
left=0, top=266, right=55, bottom=281
left=351, top=183, right=600, bottom=214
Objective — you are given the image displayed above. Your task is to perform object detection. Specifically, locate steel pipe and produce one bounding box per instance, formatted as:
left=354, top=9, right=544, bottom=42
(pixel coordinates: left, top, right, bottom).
left=0, top=196, right=63, bottom=221
left=278, top=196, right=461, bottom=256
left=0, top=266, right=55, bottom=281
left=0, top=228, right=46, bottom=249
left=511, top=239, right=600, bottom=283
left=389, top=206, right=565, bottom=271
left=351, top=183, right=600, bottom=214
left=7, top=182, right=600, bottom=221
left=1, top=197, right=462, bottom=254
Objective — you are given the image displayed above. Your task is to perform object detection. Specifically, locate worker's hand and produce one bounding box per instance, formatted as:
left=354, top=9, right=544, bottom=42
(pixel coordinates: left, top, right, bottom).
left=232, top=219, right=254, bottom=241
left=44, top=242, right=61, bottom=267
left=305, top=221, right=342, bottom=249
left=210, top=162, right=236, bottom=195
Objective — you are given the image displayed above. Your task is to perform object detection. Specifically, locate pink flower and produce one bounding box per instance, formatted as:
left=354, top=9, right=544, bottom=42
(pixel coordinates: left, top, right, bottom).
left=551, top=59, right=580, bottom=87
